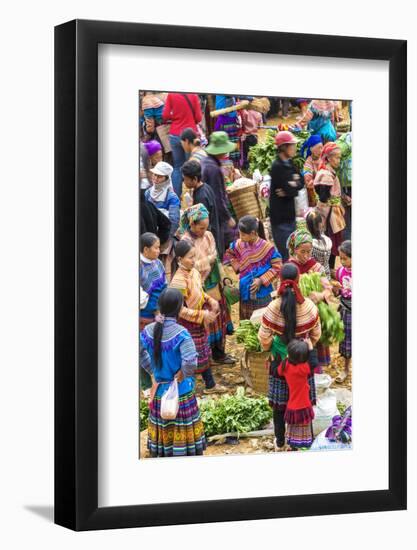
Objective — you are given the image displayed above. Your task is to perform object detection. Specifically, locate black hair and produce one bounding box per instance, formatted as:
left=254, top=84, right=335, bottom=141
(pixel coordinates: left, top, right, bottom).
left=153, top=288, right=184, bottom=369
left=287, top=339, right=309, bottom=366
left=180, top=127, right=201, bottom=146
left=140, top=232, right=159, bottom=252
left=174, top=239, right=194, bottom=259
left=279, top=263, right=300, bottom=344
left=306, top=210, right=324, bottom=242
left=339, top=240, right=352, bottom=258
left=181, top=159, right=202, bottom=180
left=238, top=215, right=266, bottom=240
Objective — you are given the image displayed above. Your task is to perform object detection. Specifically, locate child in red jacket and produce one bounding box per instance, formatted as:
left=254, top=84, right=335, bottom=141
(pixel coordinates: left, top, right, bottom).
left=278, top=338, right=315, bottom=450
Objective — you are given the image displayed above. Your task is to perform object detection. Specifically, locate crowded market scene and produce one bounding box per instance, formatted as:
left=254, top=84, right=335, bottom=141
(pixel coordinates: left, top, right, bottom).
left=139, top=92, right=352, bottom=459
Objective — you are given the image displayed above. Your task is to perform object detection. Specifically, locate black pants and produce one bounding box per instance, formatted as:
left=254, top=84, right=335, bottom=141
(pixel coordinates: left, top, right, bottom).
left=242, top=134, right=258, bottom=169
left=273, top=409, right=286, bottom=447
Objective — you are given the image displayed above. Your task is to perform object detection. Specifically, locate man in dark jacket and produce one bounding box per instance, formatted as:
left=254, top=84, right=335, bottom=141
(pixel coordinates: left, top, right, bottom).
left=269, top=131, right=304, bottom=261
left=201, top=132, right=237, bottom=257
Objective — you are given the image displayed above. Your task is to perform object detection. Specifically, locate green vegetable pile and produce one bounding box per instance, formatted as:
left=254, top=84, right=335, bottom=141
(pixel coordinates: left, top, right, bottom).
left=140, top=399, right=149, bottom=431
left=337, top=401, right=347, bottom=416
left=299, top=273, right=345, bottom=346
left=248, top=129, right=311, bottom=176
left=199, top=387, right=272, bottom=437
left=235, top=320, right=262, bottom=351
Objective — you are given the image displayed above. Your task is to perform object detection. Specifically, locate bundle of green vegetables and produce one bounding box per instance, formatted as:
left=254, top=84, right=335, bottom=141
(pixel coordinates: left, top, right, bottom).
left=336, top=132, right=352, bottom=188
left=299, top=273, right=345, bottom=346
left=199, top=386, right=272, bottom=437
left=248, top=129, right=312, bottom=176
left=235, top=320, right=262, bottom=352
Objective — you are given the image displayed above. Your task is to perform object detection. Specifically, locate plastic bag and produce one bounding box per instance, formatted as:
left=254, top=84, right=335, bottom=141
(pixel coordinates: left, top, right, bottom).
left=312, top=388, right=339, bottom=437
left=310, top=428, right=352, bottom=452
left=314, top=373, right=333, bottom=395
left=160, top=379, right=179, bottom=420
left=294, top=187, right=309, bottom=217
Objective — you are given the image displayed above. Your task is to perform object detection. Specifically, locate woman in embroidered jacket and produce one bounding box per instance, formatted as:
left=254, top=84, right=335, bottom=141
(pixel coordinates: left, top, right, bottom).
left=297, top=99, right=339, bottom=143
left=313, top=142, right=346, bottom=269
left=223, top=215, right=282, bottom=320
left=258, top=262, right=322, bottom=451
left=170, top=239, right=227, bottom=394
left=140, top=288, right=206, bottom=457
left=286, top=228, right=333, bottom=373
left=178, top=204, right=235, bottom=365
left=300, top=134, right=323, bottom=207
left=139, top=233, right=167, bottom=331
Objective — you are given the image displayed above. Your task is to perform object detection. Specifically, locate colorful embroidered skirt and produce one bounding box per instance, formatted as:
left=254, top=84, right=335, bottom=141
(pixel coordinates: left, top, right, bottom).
left=207, top=294, right=234, bottom=348
left=286, top=422, right=314, bottom=449
left=179, top=319, right=211, bottom=374
left=239, top=295, right=272, bottom=321
left=316, top=343, right=331, bottom=373
left=269, top=373, right=317, bottom=411
left=147, top=389, right=207, bottom=457
left=339, top=306, right=352, bottom=358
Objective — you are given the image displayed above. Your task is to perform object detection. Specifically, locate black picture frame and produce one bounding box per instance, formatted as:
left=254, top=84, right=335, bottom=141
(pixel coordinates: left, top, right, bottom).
left=55, top=19, right=407, bottom=531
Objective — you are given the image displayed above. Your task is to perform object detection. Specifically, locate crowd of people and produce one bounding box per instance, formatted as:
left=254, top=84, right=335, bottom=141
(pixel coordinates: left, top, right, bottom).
left=139, top=92, right=352, bottom=457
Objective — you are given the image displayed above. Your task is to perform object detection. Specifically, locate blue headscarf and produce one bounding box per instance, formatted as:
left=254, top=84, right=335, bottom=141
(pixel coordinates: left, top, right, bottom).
left=300, top=134, right=323, bottom=159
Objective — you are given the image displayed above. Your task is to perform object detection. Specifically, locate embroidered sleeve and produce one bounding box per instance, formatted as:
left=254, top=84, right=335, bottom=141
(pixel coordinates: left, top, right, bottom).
left=179, top=334, right=198, bottom=377
left=302, top=157, right=315, bottom=187
left=139, top=333, right=153, bottom=375
left=169, top=277, right=205, bottom=325
left=260, top=248, right=282, bottom=286
left=168, top=194, right=181, bottom=237
left=223, top=241, right=240, bottom=272
left=309, top=316, right=322, bottom=347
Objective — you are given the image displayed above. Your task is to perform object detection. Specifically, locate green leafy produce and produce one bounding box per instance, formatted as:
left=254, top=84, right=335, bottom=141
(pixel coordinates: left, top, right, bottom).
left=337, top=401, right=347, bottom=416
left=199, top=387, right=272, bottom=437
left=299, top=273, right=345, bottom=346
left=235, top=320, right=262, bottom=352
left=140, top=399, right=149, bottom=431
left=248, top=129, right=311, bottom=176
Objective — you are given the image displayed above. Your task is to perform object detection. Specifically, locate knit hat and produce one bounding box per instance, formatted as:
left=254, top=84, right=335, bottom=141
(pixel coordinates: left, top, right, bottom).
left=205, top=131, right=236, bottom=155
left=143, top=140, right=162, bottom=157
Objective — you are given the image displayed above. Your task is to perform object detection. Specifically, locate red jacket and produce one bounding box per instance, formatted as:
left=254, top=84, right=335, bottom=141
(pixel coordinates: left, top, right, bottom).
left=278, top=360, right=312, bottom=410
left=162, top=93, right=203, bottom=136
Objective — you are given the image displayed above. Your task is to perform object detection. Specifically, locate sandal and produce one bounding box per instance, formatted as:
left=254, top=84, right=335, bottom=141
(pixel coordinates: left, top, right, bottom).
left=203, top=384, right=228, bottom=395
left=211, top=354, right=237, bottom=365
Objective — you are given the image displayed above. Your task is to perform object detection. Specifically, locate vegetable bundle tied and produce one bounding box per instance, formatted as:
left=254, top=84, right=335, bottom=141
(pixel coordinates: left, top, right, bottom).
left=235, top=320, right=262, bottom=352
left=299, top=273, right=345, bottom=346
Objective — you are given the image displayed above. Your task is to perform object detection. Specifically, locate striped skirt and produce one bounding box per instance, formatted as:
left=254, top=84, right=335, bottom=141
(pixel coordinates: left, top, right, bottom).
left=287, top=422, right=314, bottom=449
left=316, top=343, right=331, bottom=373
left=179, top=319, right=211, bottom=374
left=269, top=373, right=317, bottom=411
left=240, top=295, right=272, bottom=321
left=147, top=389, right=207, bottom=457
left=207, top=293, right=234, bottom=347
left=340, top=306, right=352, bottom=359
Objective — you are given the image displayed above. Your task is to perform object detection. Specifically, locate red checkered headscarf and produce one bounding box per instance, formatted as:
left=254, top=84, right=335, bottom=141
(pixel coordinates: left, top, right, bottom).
left=319, top=142, right=341, bottom=170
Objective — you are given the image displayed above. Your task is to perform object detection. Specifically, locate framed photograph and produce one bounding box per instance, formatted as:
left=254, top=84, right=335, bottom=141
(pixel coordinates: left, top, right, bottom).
left=55, top=19, right=407, bottom=531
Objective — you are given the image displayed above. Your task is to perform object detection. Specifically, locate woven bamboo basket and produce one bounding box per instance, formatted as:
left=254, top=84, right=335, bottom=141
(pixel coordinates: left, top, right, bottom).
left=227, top=183, right=262, bottom=221
left=241, top=350, right=270, bottom=396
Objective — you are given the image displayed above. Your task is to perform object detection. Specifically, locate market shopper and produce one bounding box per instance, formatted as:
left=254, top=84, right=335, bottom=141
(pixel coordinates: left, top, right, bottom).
left=162, top=93, right=203, bottom=198
left=140, top=288, right=207, bottom=457
left=180, top=128, right=208, bottom=163
left=286, top=228, right=332, bottom=374
left=313, top=142, right=346, bottom=269
left=146, top=161, right=180, bottom=281
left=297, top=99, right=339, bottom=143
left=258, top=262, right=321, bottom=451
left=213, top=95, right=241, bottom=167
left=240, top=107, right=262, bottom=169
left=223, top=215, right=282, bottom=320
left=143, top=139, right=163, bottom=167
left=170, top=240, right=227, bottom=394
left=201, top=131, right=237, bottom=254
left=268, top=131, right=304, bottom=261
left=334, top=240, right=352, bottom=383
left=277, top=339, right=315, bottom=449
left=181, top=160, right=222, bottom=257
left=306, top=210, right=332, bottom=280
left=300, top=134, right=323, bottom=207
left=178, top=204, right=235, bottom=365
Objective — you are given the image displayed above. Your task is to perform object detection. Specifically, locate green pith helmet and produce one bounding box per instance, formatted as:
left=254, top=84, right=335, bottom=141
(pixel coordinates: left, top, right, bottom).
left=205, top=131, right=236, bottom=155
